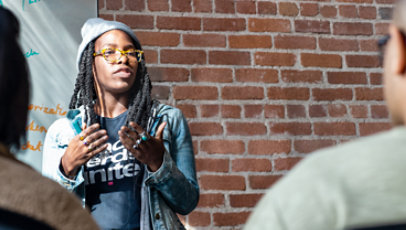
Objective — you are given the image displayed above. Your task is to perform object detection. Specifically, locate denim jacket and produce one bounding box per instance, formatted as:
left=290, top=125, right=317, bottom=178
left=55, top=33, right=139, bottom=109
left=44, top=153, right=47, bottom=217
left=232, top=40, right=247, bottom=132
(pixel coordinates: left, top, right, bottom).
left=42, top=104, right=199, bottom=230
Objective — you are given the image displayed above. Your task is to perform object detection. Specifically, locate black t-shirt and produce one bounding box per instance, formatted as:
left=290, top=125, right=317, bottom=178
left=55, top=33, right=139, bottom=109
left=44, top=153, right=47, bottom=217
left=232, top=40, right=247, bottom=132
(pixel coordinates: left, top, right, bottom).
left=84, top=111, right=143, bottom=229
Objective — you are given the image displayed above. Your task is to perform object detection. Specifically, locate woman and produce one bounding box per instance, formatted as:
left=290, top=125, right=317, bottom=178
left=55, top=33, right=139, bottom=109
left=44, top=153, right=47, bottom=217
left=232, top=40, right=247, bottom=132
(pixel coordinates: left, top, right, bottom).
left=42, top=18, right=199, bottom=230
left=0, top=7, right=99, bottom=230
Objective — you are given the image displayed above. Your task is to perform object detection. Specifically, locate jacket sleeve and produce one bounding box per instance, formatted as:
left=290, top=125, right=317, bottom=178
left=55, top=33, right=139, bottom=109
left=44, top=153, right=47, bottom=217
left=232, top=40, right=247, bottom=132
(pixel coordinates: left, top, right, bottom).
left=42, top=118, right=85, bottom=191
left=144, top=108, right=199, bottom=215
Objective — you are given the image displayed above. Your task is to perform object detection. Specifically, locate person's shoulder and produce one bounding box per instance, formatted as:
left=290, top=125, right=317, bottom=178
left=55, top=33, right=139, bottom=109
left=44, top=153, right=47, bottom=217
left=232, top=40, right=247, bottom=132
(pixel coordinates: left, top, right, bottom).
left=0, top=156, right=99, bottom=229
left=157, top=103, right=184, bottom=118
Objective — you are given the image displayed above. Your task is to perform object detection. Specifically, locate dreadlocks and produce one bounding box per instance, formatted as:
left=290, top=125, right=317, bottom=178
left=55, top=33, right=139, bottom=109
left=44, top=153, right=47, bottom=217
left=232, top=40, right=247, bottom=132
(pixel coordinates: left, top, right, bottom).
left=69, top=41, right=154, bottom=130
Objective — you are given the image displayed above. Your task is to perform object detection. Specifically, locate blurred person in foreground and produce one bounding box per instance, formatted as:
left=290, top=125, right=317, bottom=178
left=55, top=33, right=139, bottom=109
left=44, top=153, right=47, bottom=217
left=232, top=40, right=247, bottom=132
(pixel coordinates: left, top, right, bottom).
left=244, top=1, right=406, bottom=229
left=0, top=6, right=99, bottom=230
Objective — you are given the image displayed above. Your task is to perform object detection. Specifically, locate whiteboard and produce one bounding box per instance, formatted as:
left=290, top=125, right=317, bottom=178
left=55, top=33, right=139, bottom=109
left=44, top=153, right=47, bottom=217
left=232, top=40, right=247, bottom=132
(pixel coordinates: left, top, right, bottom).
left=1, top=0, right=97, bottom=172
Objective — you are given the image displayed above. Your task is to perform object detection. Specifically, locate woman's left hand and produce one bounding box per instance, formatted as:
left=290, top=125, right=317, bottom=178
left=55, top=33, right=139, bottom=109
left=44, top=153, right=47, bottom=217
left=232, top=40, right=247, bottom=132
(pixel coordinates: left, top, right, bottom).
left=119, top=121, right=167, bottom=172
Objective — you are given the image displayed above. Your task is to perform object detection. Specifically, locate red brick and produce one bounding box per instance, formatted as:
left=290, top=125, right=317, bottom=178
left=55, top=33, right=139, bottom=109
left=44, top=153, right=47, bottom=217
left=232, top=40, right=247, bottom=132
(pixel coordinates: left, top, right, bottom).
left=371, top=105, right=389, bottom=119
left=191, top=68, right=233, bottom=83
left=197, top=193, right=225, bottom=208
left=319, top=38, right=359, bottom=51
left=370, top=73, right=383, bottom=85
left=359, top=6, right=377, bottom=19
left=173, top=86, right=218, bottom=100
left=177, top=104, right=196, bottom=118
left=124, top=0, right=144, bottom=11
left=337, top=0, right=372, bottom=2
left=270, top=122, right=312, bottom=135
left=232, top=158, right=271, bottom=172
left=309, top=105, right=327, bottom=117
left=230, top=193, right=264, bottom=208
left=201, top=140, right=245, bottom=154
left=360, top=39, right=379, bottom=52
left=189, top=122, right=223, bottom=136
left=116, top=15, right=154, bottom=29
left=236, top=0, right=256, bottom=14
left=268, top=87, right=310, bottom=100
left=359, top=122, right=391, bottom=136
left=355, top=87, right=384, bottom=101
left=98, top=14, right=113, bottom=21
left=200, top=104, right=219, bottom=117
left=258, top=1, right=276, bottom=14
left=300, top=3, right=319, bottom=16
left=204, top=18, right=245, bottom=31
left=98, top=0, right=105, bottom=9
left=312, top=88, right=353, bottom=101
left=136, top=31, right=180, bottom=47
left=274, top=35, right=316, bottom=50
left=236, top=69, right=278, bottom=83
left=157, top=16, right=201, bottom=30
left=215, top=0, right=235, bottom=13
left=376, top=23, right=390, bottom=35
left=249, top=19, right=291, bottom=32
left=328, top=104, right=347, bottom=117
left=314, top=122, right=356, bottom=135
left=106, top=0, right=122, bottom=10
left=172, top=0, right=192, bottom=12
left=213, top=212, right=250, bottom=226
left=143, top=49, right=158, bottom=63
left=287, top=104, right=306, bottom=118
left=279, top=2, right=299, bottom=16
left=244, top=105, right=263, bottom=118
left=294, top=139, right=336, bottom=153
left=221, top=105, right=241, bottom=118
left=161, top=49, right=206, bottom=64
left=281, top=70, right=322, bottom=83
left=376, top=0, right=395, bottom=3
left=346, top=55, right=380, bottom=68
left=351, top=105, right=368, bottom=118
left=339, top=5, right=358, bottom=18
left=274, top=157, right=303, bottom=171
left=226, top=122, right=267, bottom=136
left=209, top=51, right=251, bottom=66
left=148, top=0, right=169, bottom=11
left=195, top=158, right=229, bottom=172
left=183, top=34, right=226, bottom=47
left=255, top=52, right=296, bottom=66
left=148, top=67, right=189, bottom=82
left=320, top=5, right=337, bottom=18
left=151, top=85, right=170, bottom=99
left=200, top=175, right=245, bottom=190
left=194, top=0, right=211, bottom=12
left=327, top=72, right=367, bottom=85
left=295, top=20, right=330, bottom=34
left=229, top=35, right=272, bottom=48
left=333, top=22, right=373, bottom=35
left=264, top=105, right=285, bottom=118
left=248, top=140, right=291, bottom=155
left=188, top=211, right=210, bottom=226
left=301, top=53, right=342, bottom=68
left=249, top=175, right=282, bottom=189
left=222, top=86, right=264, bottom=100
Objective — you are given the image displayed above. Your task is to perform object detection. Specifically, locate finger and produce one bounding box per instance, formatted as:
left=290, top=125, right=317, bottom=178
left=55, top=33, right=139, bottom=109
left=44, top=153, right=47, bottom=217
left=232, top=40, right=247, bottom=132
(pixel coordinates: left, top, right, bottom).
left=82, top=123, right=100, bottom=137
left=120, top=126, right=138, bottom=140
left=86, top=129, right=107, bottom=144
left=86, top=143, right=108, bottom=159
left=91, top=134, right=109, bottom=148
left=118, top=129, right=136, bottom=148
left=155, top=122, right=167, bottom=140
left=129, top=122, right=144, bottom=135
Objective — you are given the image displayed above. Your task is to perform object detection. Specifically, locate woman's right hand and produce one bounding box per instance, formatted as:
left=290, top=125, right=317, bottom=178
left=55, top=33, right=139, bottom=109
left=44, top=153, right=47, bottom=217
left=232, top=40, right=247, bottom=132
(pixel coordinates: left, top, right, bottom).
left=61, top=123, right=108, bottom=178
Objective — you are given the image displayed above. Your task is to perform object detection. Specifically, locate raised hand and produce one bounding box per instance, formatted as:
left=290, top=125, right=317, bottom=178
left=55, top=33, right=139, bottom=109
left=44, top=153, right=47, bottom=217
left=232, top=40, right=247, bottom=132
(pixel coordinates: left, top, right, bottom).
left=118, top=121, right=167, bottom=172
left=61, top=123, right=108, bottom=178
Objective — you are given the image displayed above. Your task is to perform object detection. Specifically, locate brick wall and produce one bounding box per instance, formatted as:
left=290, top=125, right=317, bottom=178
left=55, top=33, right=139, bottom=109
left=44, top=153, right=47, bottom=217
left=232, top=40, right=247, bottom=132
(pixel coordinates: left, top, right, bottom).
left=98, top=0, right=394, bottom=229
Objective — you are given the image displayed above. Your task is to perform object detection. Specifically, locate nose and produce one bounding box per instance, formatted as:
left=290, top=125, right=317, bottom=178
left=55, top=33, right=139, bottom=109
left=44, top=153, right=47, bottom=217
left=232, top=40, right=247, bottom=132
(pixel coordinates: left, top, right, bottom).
left=117, top=53, right=129, bottom=64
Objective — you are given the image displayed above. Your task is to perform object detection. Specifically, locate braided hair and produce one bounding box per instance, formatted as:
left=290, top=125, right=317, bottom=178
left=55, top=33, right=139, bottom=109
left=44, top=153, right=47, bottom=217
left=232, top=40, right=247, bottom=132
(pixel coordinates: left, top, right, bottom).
left=69, top=39, right=154, bottom=130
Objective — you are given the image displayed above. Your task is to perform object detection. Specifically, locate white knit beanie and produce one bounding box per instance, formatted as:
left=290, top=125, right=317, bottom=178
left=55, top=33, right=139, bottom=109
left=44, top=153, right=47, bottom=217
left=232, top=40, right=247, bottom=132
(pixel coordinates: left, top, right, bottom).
left=76, top=18, right=141, bottom=70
